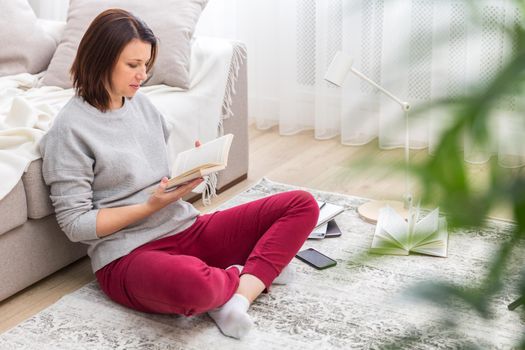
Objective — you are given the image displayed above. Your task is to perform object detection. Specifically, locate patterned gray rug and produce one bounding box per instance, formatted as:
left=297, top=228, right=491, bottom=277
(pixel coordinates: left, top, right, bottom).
left=1, top=178, right=524, bottom=349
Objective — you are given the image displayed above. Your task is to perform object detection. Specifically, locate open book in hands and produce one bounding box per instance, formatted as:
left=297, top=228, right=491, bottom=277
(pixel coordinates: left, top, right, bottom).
left=370, top=205, right=448, bottom=257
left=165, top=134, right=234, bottom=191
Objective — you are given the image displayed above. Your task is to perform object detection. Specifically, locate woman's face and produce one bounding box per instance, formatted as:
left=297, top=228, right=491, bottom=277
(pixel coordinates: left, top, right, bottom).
left=108, top=39, right=151, bottom=108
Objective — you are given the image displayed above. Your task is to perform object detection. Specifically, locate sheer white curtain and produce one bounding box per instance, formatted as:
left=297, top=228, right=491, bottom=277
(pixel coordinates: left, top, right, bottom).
left=197, top=0, right=525, bottom=167
left=29, top=0, right=525, bottom=167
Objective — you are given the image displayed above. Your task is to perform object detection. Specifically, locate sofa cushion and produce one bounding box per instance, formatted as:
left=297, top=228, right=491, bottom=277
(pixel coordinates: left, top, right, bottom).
left=42, top=0, right=208, bottom=89
left=0, top=0, right=57, bottom=77
left=37, top=19, right=67, bottom=45
left=22, top=159, right=54, bottom=219
left=0, top=180, right=27, bottom=236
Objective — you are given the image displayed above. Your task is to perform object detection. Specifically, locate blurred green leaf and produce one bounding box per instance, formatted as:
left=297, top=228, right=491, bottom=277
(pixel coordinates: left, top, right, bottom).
left=366, top=1, right=525, bottom=347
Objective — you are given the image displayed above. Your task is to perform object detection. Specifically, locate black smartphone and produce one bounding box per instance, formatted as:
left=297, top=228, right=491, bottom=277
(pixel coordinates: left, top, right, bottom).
left=295, top=248, right=337, bottom=270
left=325, top=219, right=342, bottom=238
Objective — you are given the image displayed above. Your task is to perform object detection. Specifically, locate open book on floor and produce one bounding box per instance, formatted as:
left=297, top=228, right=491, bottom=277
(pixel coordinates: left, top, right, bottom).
left=166, top=134, right=234, bottom=191
left=370, top=205, right=448, bottom=257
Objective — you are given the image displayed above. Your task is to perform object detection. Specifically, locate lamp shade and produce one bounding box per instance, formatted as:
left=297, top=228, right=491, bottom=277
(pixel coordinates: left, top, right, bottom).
left=324, top=51, right=353, bottom=86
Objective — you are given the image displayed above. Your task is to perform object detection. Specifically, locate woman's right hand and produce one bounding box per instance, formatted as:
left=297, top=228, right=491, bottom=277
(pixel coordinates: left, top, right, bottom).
left=96, top=177, right=203, bottom=238
left=145, top=176, right=204, bottom=213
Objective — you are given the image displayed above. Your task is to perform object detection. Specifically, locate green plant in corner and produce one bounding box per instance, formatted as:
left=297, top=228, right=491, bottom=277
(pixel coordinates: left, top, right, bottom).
left=402, top=0, right=525, bottom=348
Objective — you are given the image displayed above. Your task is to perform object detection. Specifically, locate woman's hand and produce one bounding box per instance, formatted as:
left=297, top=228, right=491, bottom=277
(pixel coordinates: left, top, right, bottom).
left=146, top=177, right=203, bottom=213
left=96, top=141, right=204, bottom=237
left=145, top=140, right=203, bottom=213
left=97, top=176, right=203, bottom=237
left=97, top=177, right=201, bottom=237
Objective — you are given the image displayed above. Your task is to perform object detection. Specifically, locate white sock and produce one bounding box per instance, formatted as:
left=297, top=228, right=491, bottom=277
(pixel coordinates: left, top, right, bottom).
left=208, top=293, right=253, bottom=339
left=227, top=264, right=243, bottom=274
left=272, top=264, right=296, bottom=285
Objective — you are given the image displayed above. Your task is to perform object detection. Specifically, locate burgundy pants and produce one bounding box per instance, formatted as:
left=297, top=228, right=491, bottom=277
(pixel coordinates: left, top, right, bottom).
left=95, top=190, right=319, bottom=316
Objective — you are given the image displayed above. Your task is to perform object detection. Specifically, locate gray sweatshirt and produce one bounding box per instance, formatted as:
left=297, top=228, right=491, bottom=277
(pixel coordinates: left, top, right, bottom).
left=39, top=93, right=200, bottom=272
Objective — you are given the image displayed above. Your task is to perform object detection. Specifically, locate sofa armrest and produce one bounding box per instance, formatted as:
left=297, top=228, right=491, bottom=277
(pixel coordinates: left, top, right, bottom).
left=216, top=42, right=249, bottom=191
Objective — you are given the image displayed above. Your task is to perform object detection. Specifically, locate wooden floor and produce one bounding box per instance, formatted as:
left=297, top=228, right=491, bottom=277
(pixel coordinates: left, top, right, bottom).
left=0, top=124, right=511, bottom=334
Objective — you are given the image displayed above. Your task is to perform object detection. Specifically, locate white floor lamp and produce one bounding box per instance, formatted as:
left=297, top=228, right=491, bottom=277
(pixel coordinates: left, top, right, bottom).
left=324, top=51, right=412, bottom=223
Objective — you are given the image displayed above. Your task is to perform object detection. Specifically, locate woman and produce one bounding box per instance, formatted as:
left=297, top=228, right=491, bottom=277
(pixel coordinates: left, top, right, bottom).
left=39, top=9, right=319, bottom=340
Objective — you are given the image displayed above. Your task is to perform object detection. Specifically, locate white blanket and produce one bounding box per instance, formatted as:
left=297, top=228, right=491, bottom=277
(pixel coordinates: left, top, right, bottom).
left=0, top=37, right=234, bottom=201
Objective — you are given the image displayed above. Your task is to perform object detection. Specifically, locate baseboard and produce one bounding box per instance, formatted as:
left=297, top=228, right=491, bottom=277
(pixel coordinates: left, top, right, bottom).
left=217, top=173, right=248, bottom=194
left=185, top=173, right=248, bottom=203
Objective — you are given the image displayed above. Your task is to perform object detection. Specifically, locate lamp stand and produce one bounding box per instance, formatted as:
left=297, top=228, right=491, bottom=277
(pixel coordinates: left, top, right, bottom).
left=324, top=51, right=413, bottom=224
left=356, top=108, right=412, bottom=224
left=357, top=199, right=408, bottom=224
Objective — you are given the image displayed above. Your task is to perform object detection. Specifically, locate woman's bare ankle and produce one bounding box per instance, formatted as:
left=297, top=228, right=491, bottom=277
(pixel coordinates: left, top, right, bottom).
left=235, top=274, right=265, bottom=303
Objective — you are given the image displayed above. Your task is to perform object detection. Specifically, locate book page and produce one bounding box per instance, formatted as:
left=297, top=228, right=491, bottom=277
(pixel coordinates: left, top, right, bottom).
left=370, top=226, right=409, bottom=255
left=380, top=206, right=410, bottom=249
left=371, top=206, right=448, bottom=258
left=172, top=134, right=233, bottom=177
left=411, top=217, right=448, bottom=257
left=411, top=208, right=440, bottom=247
left=370, top=206, right=410, bottom=255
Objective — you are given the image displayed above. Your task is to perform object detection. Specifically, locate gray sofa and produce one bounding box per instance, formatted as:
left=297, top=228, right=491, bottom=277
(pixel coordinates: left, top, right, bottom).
left=0, top=25, right=248, bottom=302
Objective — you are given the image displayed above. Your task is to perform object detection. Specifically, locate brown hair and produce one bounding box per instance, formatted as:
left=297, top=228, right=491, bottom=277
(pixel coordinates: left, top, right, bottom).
left=70, top=9, right=158, bottom=112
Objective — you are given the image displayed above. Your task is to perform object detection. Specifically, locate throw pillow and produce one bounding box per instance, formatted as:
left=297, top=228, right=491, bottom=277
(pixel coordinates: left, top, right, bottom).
left=0, top=0, right=57, bottom=77
left=42, top=0, right=208, bottom=89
